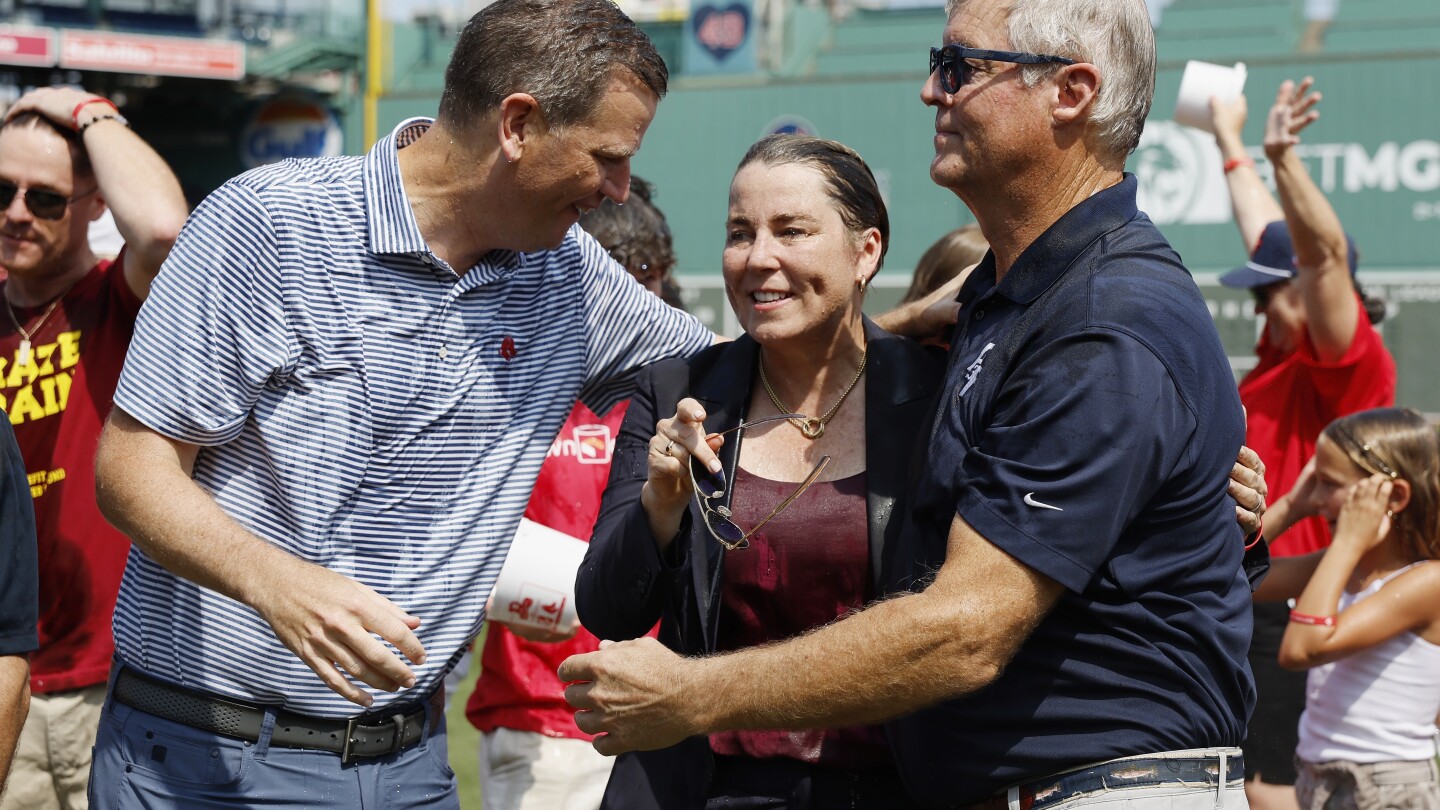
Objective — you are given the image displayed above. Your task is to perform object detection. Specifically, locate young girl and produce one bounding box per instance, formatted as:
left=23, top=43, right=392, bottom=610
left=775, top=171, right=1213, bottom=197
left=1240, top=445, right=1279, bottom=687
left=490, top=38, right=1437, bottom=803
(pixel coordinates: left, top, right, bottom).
left=1256, top=407, right=1440, bottom=810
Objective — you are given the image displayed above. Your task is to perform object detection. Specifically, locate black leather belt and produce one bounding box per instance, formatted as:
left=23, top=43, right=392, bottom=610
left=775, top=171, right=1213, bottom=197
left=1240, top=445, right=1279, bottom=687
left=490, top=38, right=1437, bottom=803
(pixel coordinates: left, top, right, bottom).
left=958, top=753, right=1245, bottom=810
left=113, top=667, right=438, bottom=764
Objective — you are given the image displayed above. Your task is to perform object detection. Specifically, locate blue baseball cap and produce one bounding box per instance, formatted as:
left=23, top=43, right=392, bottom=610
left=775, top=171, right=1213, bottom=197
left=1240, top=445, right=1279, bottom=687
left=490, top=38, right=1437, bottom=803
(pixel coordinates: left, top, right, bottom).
left=1219, top=220, right=1358, bottom=289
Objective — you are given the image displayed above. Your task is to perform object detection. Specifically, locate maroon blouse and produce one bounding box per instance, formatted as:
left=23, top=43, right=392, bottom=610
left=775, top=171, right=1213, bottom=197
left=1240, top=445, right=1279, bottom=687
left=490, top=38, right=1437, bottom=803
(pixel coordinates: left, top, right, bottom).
left=708, top=466, right=890, bottom=768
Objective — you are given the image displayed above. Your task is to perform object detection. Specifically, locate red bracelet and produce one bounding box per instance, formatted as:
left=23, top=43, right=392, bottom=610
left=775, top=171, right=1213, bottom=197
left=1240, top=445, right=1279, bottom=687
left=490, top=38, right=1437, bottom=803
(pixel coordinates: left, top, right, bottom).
left=1223, top=157, right=1256, bottom=174
left=1288, top=610, right=1335, bottom=627
left=1244, top=517, right=1264, bottom=550
left=70, top=97, right=118, bottom=130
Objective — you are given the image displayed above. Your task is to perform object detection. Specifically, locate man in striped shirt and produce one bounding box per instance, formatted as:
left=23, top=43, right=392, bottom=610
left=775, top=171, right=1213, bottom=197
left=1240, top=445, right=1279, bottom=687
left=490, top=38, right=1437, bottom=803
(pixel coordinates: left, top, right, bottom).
left=87, top=1, right=712, bottom=806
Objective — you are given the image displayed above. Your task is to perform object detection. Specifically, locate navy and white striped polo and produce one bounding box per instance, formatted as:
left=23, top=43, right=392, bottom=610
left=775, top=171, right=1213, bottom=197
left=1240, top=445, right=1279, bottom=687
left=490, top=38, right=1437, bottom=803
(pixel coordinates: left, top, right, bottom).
left=111, top=118, right=711, bottom=717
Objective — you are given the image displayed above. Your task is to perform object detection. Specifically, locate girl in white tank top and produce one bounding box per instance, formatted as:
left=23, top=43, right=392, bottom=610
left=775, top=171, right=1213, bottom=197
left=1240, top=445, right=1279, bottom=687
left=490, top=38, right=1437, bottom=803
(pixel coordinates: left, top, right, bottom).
left=1254, top=407, right=1440, bottom=810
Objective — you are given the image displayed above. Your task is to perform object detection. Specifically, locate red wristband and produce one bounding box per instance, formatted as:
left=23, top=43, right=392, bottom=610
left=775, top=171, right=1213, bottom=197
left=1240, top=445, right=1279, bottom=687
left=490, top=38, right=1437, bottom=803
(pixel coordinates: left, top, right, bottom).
left=1244, top=517, right=1264, bottom=550
left=1288, top=610, right=1335, bottom=627
left=1223, top=157, right=1256, bottom=174
left=71, top=97, right=119, bottom=130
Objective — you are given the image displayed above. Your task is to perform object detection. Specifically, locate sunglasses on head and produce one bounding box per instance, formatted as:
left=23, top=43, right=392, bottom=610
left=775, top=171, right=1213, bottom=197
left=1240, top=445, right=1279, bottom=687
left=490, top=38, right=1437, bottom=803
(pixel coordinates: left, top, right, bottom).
left=928, top=44, right=1076, bottom=95
left=0, top=180, right=97, bottom=221
left=686, top=413, right=831, bottom=551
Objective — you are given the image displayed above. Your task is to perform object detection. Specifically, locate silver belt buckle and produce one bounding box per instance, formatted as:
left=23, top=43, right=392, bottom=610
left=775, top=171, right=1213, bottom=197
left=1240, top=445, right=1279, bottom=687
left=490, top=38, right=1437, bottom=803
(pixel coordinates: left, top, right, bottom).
left=340, top=715, right=362, bottom=765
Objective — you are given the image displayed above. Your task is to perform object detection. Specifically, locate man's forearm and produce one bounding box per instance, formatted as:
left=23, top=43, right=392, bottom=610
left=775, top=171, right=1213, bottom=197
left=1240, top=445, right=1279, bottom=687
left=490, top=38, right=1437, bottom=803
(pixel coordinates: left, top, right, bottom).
left=682, top=587, right=1009, bottom=733
left=676, top=526, right=1060, bottom=735
left=94, top=412, right=300, bottom=610
left=0, top=655, right=30, bottom=793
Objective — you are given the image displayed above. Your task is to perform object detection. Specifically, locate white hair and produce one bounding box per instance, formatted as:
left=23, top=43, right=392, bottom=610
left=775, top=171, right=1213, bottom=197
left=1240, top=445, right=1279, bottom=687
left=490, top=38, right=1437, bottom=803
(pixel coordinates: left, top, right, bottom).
left=946, top=0, right=1156, bottom=157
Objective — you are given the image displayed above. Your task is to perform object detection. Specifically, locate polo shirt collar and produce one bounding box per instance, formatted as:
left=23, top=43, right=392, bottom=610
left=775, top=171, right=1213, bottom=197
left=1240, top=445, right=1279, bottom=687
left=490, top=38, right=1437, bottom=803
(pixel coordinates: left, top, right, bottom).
left=364, top=117, right=431, bottom=256
left=362, top=117, right=524, bottom=282
left=993, top=173, right=1141, bottom=305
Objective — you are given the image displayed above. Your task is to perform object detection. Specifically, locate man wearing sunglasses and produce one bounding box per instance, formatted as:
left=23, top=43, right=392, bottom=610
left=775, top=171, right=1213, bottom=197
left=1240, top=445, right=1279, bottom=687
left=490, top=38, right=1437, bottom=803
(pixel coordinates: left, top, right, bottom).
left=563, top=1, right=1256, bottom=809
left=0, top=86, right=186, bottom=810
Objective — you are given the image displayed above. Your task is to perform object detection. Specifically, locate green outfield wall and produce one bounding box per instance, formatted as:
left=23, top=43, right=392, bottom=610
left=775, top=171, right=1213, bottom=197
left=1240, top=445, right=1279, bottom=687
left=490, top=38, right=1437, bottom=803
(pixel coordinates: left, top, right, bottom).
left=376, top=47, right=1440, bottom=409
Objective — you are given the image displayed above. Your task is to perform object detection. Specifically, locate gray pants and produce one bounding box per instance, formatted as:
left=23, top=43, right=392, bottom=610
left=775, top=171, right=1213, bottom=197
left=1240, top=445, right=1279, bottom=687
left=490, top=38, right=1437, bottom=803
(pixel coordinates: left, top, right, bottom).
left=87, top=674, right=458, bottom=809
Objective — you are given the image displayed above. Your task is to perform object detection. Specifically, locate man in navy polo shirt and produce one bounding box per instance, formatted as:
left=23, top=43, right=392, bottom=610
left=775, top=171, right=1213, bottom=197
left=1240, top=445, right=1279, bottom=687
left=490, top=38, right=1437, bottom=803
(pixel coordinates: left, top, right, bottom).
left=561, top=0, right=1255, bottom=808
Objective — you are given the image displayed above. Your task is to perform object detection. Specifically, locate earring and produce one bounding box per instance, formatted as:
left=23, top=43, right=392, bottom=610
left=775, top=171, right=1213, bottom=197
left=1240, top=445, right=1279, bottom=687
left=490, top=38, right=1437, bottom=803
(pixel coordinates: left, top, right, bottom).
left=857, top=276, right=868, bottom=293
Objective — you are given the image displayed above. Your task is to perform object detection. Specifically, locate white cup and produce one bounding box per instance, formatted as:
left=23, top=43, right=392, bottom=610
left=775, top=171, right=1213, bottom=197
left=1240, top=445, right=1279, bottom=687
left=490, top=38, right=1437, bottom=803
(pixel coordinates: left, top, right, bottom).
left=487, top=518, right=588, bottom=633
left=1174, top=60, right=1248, bottom=133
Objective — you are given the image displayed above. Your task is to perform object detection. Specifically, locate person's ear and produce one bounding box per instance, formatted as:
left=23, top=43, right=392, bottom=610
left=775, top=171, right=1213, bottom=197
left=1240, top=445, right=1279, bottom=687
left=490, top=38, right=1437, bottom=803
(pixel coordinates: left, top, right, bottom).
left=498, top=93, right=544, bottom=164
left=1052, top=62, right=1102, bottom=127
left=86, top=193, right=107, bottom=224
left=1389, top=478, right=1412, bottom=516
left=853, top=227, right=883, bottom=288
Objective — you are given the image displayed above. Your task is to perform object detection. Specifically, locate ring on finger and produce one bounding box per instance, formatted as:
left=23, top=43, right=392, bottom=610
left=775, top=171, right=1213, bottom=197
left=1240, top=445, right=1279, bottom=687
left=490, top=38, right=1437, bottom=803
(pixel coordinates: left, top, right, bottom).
left=664, top=439, right=677, bottom=457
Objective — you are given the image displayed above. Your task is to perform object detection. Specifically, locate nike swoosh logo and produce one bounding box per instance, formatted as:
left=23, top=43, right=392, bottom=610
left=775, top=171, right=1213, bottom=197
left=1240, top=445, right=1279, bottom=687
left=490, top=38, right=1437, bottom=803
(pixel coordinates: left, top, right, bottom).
left=1023, top=492, right=1063, bottom=512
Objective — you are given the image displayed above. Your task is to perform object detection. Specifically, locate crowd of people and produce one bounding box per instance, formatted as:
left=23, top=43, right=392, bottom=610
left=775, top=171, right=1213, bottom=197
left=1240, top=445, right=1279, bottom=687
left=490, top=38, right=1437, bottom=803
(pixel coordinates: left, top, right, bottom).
left=0, top=0, right=1435, bottom=809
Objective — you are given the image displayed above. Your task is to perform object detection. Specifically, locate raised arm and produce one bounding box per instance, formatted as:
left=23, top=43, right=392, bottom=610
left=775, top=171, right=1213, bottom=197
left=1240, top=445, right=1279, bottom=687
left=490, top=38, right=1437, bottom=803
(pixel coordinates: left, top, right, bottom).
left=1264, top=78, right=1357, bottom=362
left=4, top=87, right=187, bottom=299
left=94, top=409, right=427, bottom=707
left=1210, top=93, right=1284, bottom=253
left=560, top=512, right=1063, bottom=754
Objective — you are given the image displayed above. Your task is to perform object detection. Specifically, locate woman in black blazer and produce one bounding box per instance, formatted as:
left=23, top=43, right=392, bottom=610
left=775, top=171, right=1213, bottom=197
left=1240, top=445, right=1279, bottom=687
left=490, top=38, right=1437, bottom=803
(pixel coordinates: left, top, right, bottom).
left=572, top=135, right=1269, bottom=809
left=575, top=135, right=943, bottom=809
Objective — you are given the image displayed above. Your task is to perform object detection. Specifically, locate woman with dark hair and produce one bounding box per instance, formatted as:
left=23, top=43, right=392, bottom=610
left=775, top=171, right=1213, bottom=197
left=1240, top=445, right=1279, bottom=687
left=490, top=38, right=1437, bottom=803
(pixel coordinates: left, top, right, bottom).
left=576, top=135, right=939, bottom=809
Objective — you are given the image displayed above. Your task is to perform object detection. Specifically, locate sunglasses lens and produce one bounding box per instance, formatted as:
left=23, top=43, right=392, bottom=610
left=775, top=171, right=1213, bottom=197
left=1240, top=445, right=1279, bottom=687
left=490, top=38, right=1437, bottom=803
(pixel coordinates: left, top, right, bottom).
left=27, top=190, right=67, bottom=220
left=704, top=511, right=748, bottom=550
left=931, top=47, right=966, bottom=94
left=0, top=182, right=16, bottom=210
left=690, top=457, right=725, bottom=499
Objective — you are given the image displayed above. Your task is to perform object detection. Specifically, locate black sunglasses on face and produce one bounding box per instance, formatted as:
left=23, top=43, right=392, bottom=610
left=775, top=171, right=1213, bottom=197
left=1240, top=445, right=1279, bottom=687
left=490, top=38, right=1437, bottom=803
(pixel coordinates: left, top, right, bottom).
left=686, top=413, right=832, bottom=551
left=928, top=44, right=1076, bottom=95
left=0, top=180, right=97, bottom=221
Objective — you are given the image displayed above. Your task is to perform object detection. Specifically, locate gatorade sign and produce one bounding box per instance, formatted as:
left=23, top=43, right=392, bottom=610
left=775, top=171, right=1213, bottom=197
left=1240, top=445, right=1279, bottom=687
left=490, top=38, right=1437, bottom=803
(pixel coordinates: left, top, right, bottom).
left=240, top=96, right=343, bottom=169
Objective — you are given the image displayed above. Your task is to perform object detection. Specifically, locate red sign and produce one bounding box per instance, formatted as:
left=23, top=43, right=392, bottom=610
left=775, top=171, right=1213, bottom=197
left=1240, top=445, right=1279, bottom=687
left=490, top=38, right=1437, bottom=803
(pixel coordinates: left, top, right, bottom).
left=0, top=27, right=57, bottom=68
left=60, top=30, right=244, bottom=80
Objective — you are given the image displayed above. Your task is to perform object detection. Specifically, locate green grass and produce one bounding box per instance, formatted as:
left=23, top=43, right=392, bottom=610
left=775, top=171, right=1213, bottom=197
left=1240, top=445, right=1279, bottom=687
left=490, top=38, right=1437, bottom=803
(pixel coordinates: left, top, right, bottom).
left=445, top=627, right=487, bottom=809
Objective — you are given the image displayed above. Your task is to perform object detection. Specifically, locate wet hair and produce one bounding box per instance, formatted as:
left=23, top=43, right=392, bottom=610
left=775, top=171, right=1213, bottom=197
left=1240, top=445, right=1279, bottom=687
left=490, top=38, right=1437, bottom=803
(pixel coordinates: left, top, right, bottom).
left=439, top=0, right=668, bottom=130
left=1323, top=408, right=1440, bottom=562
left=736, top=134, right=890, bottom=272
left=901, top=224, right=990, bottom=304
left=0, top=112, right=93, bottom=179
left=579, top=175, right=683, bottom=309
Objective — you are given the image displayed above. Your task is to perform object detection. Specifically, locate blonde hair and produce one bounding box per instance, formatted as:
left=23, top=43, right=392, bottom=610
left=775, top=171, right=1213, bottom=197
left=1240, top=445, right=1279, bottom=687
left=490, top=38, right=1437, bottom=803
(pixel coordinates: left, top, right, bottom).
left=901, top=224, right=989, bottom=304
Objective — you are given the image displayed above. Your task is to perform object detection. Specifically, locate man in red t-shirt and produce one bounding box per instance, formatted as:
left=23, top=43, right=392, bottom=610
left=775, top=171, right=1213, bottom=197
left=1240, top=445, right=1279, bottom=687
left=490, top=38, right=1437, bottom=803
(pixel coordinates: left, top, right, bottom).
left=1210, top=79, right=1396, bottom=810
left=464, top=178, right=673, bottom=810
left=0, top=86, right=186, bottom=810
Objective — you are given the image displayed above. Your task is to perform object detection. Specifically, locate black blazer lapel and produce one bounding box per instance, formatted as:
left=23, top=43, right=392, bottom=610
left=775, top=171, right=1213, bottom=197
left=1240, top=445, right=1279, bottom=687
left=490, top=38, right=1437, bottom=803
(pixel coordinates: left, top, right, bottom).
left=862, top=319, right=945, bottom=594
left=684, top=336, right=759, bottom=652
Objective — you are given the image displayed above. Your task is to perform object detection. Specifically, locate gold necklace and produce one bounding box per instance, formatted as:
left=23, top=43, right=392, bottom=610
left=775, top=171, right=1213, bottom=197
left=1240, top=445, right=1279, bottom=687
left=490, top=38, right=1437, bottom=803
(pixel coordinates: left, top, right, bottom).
left=758, top=346, right=868, bottom=440
left=4, top=288, right=70, bottom=367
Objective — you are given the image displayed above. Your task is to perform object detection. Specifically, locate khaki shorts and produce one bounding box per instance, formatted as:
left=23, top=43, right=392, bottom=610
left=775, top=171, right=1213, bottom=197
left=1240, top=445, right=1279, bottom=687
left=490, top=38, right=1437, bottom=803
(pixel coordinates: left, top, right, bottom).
left=0, top=683, right=106, bottom=810
left=1297, top=757, right=1440, bottom=810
